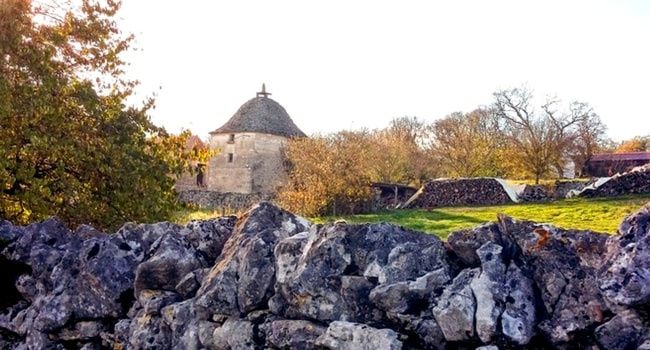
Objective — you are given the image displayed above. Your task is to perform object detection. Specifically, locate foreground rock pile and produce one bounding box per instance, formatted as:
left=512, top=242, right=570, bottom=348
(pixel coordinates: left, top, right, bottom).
left=413, top=178, right=513, bottom=208
left=1, top=201, right=650, bottom=349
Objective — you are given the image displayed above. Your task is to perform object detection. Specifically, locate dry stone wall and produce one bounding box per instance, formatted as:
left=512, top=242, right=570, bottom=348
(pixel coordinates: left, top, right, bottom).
left=2, top=202, right=650, bottom=349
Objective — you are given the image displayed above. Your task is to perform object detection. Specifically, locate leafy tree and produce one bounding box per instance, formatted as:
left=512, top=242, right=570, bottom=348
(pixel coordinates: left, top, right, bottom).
left=278, top=131, right=374, bottom=217
left=492, top=87, right=590, bottom=183
left=566, top=103, right=609, bottom=176
left=426, top=108, right=507, bottom=178
left=367, top=116, right=434, bottom=186
left=615, top=136, right=650, bottom=153
left=0, top=0, right=192, bottom=230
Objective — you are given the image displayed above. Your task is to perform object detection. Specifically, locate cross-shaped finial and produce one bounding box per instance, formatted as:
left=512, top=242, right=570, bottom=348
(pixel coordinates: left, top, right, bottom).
left=257, top=83, right=272, bottom=98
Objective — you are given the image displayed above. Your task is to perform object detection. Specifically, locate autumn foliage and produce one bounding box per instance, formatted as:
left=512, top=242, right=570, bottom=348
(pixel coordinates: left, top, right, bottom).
left=0, top=0, right=194, bottom=230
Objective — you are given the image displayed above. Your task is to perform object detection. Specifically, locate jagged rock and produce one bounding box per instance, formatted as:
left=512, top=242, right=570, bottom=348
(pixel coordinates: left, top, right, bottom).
left=595, top=309, right=645, bottom=350
left=599, top=203, right=650, bottom=307
left=175, top=268, right=208, bottom=299
left=134, top=230, right=206, bottom=295
left=501, top=262, right=536, bottom=345
left=3, top=201, right=650, bottom=349
left=497, top=214, right=608, bottom=345
left=270, top=221, right=448, bottom=323
left=432, top=268, right=478, bottom=342
left=128, top=309, right=172, bottom=349
left=181, top=216, right=236, bottom=265
left=111, top=319, right=131, bottom=349
left=211, top=318, right=255, bottom=349
left=316, top=321, right=402, bottom=350
left=447, top=222, right=517, bottom=267
left=263, top=319, right=326, bottom=349
left=56, top=320, right=106, bottom=341
left=369, top=267, right=450, bottom=314
left=194, top=202, right=312, bottom=316
left=197, top=320, right=218, bottom=350
left=137, top=290, right=180, bottom=316
left=161, top=299, right=208, bottom=350
left=470, top=242, right=507, bottom=343
left=385, top=314, right=446, bottom=350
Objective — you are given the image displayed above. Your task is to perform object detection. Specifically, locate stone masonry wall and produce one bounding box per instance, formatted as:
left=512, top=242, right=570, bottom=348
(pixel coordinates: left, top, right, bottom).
left=2, top=202, right=650, bottom=349
left=208, top=132, right=289, bottom=194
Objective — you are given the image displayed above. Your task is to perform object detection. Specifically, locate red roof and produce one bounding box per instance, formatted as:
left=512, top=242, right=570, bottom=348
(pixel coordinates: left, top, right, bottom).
left=589, top=152, right=650, bottom=162
left=186, top=135, right=207, bottom=150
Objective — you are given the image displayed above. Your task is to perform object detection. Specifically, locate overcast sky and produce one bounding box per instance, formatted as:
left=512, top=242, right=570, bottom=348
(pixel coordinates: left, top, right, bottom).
left=118, top=0, right=650, bottom=142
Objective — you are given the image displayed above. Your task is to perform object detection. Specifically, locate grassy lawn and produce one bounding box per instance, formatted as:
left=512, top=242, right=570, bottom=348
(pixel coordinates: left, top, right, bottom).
left=316, top=194, right=650, bottom=240
left=173, top=194, right=650, bottom=240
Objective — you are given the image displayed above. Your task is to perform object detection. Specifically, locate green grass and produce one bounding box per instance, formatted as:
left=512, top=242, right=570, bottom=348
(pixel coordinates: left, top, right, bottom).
left=317, top=194, right=650, bottom=240
left=173, top=194, right=650, bottom=240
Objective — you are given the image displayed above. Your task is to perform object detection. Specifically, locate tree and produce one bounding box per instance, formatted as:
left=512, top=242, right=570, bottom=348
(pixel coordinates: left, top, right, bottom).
left=492, top=87, right=589, bottom=183
left=615, top=136, right=650, bottom=153
left=566, top=103, right=609, bottom=177
left=278, top=131, right=375, bottom=217
left=0, top=0, right=192, bottom=230
left=426, top=108, right=507, bottom=178
left=367, top=116, right=434, bottom=186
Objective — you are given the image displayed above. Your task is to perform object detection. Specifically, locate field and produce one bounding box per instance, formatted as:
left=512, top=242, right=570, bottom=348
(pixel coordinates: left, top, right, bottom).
left=174, top=194, right=650, bottom=240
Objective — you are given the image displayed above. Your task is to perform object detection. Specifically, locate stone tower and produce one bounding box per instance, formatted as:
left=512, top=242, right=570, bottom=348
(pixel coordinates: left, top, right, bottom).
left=207, top=85, right=306, bottom=194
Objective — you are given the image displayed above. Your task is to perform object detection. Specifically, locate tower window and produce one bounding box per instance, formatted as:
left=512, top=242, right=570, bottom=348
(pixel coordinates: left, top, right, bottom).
left=228, top=153, right=234, bottom=163
left=228, top=134, right=235, bottom=143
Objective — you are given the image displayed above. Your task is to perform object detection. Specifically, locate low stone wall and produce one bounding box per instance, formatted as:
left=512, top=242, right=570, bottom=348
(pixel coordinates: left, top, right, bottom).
left=177, top=189, right=275, bottom=212
left=2, top=202, right=650, bottom=349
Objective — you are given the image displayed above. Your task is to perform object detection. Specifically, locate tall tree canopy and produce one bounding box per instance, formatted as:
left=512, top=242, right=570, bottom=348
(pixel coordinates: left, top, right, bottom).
left=0, top=0, right=192, bottom=230
left=426, top=108, right=507, bottom=178
left=492, top=87, right=594, bottom=183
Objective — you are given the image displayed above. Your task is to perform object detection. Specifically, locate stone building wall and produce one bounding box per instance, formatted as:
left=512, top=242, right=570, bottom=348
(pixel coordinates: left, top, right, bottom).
left=208, top=132, right=288, bottom=194
left=177, top=190, right=275, bottom=212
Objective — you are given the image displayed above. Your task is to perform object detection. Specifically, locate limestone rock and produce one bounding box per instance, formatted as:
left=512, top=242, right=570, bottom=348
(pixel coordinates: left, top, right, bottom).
left=432, top=268, right=478, bottom=342
left=271, top=221, right=448, bottom=323
left=134, top=231, right=206, bottom=295
left=263, top=319, right=326, bottom=349
left=181, top=216, right=236, bottom=264
left=211, top=318, right=256, bottom=350
left=599, top=203, right=650, bottom=307
left=470, top=242, right=507, bottom=343
left=2, top=201, right=650, bottom=349
left=316, top=321, right=402, bottom=350
left=501, top=262, right=536, bottom=345
left=194, top=202, right=311, bottom=316
left=595, top=309, right=645, bottom=350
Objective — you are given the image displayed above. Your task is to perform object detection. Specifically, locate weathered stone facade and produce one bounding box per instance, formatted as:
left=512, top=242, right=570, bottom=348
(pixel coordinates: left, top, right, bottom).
left=208, top=132, right=289, bottom=194
left=206, top=85, right=305, bottom=195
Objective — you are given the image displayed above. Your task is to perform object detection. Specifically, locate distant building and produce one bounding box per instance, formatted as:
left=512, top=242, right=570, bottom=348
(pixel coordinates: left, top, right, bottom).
left=585, top=152, right=650, bottom=177
left=207, top=84, right=306, bottom=194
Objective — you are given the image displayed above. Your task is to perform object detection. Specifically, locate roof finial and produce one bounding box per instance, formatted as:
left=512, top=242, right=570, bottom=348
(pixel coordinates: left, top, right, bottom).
left=257, top=83, right=272, bottom=98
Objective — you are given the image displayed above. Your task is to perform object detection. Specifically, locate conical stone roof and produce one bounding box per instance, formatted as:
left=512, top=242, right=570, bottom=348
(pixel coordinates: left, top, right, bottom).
left=210, top=85, right=306, bottom=138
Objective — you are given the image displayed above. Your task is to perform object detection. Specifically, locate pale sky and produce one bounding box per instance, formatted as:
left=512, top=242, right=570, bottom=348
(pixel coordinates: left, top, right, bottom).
left=117, top=0, right=650, bottom=142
